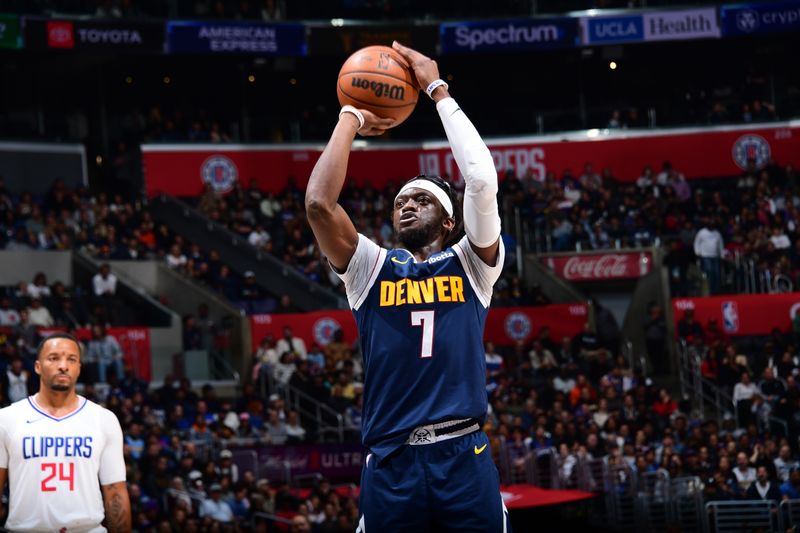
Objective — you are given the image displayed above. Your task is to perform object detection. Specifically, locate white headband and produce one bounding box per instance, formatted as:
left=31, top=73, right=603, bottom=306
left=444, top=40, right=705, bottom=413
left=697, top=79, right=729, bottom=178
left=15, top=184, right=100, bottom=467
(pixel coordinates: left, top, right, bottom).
left=395, top=179, right=453, bottom=217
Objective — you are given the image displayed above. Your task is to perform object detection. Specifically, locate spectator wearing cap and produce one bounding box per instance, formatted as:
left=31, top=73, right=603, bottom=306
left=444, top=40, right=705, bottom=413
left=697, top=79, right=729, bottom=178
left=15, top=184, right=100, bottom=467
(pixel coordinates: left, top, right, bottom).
left=217, top=449, right=239, bottom=483
left=199, top=483, right=234, bottom=524
left=239, top=270, right=269, bottom=314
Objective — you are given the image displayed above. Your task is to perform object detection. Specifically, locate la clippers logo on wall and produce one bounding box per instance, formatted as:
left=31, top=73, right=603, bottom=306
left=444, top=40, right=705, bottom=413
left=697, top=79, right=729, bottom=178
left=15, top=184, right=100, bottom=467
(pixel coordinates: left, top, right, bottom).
left=732, top=134, right=771, bottom=170
left=313, top=317, right=341, bottom=346
left=47, top=21, right=74, bottom=48
left=200, top=155, right=238, bottom=194
left=504, top=312, right=531, bottom=341
left=721, top=301, right=740, bottom=333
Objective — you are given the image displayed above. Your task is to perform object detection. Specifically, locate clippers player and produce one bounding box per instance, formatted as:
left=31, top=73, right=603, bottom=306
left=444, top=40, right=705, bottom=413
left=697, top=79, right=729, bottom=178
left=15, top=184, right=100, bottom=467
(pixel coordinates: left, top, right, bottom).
left=0, top=333, right=131, bottom=532
left=306, top=42, right=510, bottom=532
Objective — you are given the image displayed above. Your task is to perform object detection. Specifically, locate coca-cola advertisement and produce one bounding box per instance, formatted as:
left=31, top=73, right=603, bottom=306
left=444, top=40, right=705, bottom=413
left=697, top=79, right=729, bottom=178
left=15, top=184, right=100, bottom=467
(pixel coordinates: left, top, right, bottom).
left=543, top=251, right=653, bottom=281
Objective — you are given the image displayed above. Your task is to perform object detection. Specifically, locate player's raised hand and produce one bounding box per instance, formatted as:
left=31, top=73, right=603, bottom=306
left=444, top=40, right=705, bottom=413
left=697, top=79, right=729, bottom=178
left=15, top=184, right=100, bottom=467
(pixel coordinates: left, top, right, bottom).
left=357, top=108, right=395, bottom=137
left=392, top=41, right=441, bottom=92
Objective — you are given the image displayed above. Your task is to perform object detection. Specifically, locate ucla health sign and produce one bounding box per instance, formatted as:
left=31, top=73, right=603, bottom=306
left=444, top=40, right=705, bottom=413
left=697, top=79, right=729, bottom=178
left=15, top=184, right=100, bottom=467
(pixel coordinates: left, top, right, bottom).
left=440, top=18, right=578, bottom=53
left=584, top=15, right=644, bottom=44
left=583, top=8, right=719, bottom=45
left=720, top=1, right=800, bottom=36
left=167, top=21, right=306, bottom=55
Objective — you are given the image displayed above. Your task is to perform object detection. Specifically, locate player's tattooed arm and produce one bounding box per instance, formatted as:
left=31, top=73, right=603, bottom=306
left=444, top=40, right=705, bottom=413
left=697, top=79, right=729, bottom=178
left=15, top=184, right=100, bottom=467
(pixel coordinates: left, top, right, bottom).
left=101, top=481, right=132, bottom=533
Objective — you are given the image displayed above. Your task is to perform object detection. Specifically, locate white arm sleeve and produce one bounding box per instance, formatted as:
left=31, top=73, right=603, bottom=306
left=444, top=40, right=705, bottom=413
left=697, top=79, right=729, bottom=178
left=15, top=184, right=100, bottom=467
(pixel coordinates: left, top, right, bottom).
left=436, top=97, right=501, bottom=248
left=99, top=410, right=127, bottom=485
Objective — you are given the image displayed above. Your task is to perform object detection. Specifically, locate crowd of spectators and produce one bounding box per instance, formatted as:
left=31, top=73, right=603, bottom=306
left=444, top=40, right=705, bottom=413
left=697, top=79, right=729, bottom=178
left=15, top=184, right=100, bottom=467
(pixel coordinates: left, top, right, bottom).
left=4, top=160, right=800, bottom=527
left=505, top=155, right=800, bottom=296
left=483, top=317, right=800, bottom=510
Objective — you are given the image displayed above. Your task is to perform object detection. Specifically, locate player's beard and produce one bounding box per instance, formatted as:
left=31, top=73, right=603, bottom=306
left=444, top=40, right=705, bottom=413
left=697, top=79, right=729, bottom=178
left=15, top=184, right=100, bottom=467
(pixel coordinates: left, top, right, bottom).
left=50, top=374, right=72, bottom=392
left=398, top=219, right=441, bottom=251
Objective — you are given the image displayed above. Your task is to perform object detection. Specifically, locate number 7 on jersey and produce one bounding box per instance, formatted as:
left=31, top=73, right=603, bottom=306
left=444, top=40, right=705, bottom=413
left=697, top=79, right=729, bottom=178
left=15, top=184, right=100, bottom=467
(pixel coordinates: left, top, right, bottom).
left=411, top=310, right=435, bottom=358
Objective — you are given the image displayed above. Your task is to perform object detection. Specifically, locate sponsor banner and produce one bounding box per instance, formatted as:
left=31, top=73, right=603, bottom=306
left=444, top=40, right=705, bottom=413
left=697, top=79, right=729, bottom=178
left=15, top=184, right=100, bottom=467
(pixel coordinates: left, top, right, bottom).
left=167, top=21, right=306, bottom=55
left=307, top=23, right=438, bottom=56
left=250, top=304, right=587, bottom=349
left=582, top=8, right=719, bottom=45
left=36, top=326, right=152, bottom=380
left=143, top=123, right=800, bottom=197
left=582, top=14, right=644, bottom=45
left=642, top=8, right=720, bottom=41
left=440, top=17, right=579, bottom=53
left=542, top=251, right=652, bottom=282
left=486, top=305, right=588, bottom=346
left=672, top=293, right=800, bottom=337
left=0, top=14, right=21, bottom=49
left=251, top=310, right=358, bottom=349
left=247, top=443, right=363, bottom=483
left=23, top=17, right=165, bottom=52
left=721, top=1, right=800, bottom=36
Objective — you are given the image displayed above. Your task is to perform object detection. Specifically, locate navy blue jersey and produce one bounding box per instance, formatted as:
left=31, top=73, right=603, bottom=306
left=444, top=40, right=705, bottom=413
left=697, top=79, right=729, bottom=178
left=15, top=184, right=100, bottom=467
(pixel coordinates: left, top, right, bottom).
left=339, top=234, right=504, bottom=461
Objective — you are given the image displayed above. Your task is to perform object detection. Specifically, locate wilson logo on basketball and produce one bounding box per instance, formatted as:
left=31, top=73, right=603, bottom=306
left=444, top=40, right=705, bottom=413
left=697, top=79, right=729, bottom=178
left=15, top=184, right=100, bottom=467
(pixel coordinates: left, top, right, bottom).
left=350, top=78, right=406, bottom=101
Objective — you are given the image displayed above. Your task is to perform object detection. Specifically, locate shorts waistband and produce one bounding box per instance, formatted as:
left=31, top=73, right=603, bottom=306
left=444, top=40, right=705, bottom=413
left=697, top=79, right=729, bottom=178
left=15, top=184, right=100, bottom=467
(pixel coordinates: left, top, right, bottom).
left=405, top=417, right=481, bottom=445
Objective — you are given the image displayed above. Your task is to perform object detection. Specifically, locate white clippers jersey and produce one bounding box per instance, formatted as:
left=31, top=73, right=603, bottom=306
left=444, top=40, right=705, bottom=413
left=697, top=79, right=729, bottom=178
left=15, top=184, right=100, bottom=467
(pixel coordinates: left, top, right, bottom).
left=0, top=395, right=126, bottom=532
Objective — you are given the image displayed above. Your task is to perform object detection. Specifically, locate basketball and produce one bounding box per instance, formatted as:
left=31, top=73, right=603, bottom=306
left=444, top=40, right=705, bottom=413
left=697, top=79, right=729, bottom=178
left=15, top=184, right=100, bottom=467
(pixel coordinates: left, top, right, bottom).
left=337, top=45, right=419, bottom=127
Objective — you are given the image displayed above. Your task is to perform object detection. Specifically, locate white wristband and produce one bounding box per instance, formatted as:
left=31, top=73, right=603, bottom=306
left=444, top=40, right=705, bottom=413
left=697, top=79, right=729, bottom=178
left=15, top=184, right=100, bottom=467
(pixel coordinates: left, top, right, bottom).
left=339, top=105, right=364, bottom=130
left=425, top=79, right=449, bottom=99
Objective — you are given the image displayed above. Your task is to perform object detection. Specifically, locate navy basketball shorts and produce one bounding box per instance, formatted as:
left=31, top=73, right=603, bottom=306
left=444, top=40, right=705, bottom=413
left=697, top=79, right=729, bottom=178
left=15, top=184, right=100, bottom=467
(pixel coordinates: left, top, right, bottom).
left=356, top=430, right=511, bottom=533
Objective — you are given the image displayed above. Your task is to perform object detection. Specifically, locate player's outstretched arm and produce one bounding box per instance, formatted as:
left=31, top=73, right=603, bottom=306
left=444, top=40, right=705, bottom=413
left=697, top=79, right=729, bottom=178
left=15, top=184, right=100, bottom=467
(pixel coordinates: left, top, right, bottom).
left=392, top=41, right=500, bottom=266
left=101, top=481, right=131, bottom=533
left=306, top=109, right=393, bottom=271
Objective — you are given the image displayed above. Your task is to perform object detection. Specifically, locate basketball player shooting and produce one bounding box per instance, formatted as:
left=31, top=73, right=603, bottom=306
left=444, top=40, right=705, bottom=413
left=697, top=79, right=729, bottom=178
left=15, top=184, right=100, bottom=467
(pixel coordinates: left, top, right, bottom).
left=0, top=333, right=131, bottom=532
left=306, top=41, right=510, bottom=532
